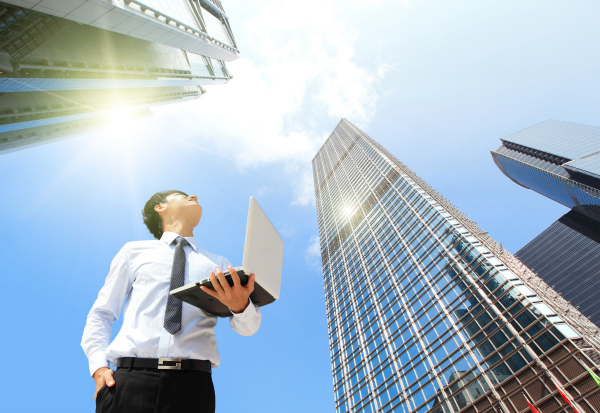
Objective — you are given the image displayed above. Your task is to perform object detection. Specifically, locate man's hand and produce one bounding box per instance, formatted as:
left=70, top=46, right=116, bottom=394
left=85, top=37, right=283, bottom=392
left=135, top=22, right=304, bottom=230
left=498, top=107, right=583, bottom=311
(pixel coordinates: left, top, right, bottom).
left=92, top=367, right=115, bottom=400
left=200, top=266, right=255, bottom=313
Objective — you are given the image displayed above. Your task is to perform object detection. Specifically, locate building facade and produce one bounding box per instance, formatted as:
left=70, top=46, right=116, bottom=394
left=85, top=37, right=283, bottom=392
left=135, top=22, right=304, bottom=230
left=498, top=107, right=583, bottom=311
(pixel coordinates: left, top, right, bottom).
left=514, top=211, right=600, bottom=328
left=0, top=0, right=238, bottom=154
left=312, top=119, right=600, bottom=413
left=491, top=120, right=600, bottom=222
left=491, top=120, right=600, bottom=329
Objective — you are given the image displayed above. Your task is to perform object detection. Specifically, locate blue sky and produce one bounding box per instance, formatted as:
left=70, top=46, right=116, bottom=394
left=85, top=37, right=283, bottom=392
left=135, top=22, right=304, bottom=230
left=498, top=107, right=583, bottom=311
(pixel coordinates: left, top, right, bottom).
left=1, top=1, right=599, bottom=412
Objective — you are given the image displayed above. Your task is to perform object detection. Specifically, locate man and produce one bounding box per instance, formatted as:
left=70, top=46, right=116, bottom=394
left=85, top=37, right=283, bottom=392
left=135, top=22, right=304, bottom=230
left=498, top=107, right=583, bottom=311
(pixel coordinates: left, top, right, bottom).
left=82, top=190, right=261, bottom=413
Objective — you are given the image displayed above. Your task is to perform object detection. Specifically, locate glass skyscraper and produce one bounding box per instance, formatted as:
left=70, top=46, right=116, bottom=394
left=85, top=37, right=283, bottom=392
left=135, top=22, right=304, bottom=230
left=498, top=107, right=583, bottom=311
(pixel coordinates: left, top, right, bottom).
left=491, top=120, right=600, bottom=329
left=0, top=0, right=238, bottom=154
left=312, top=119, right=600, bottom=413
left=491, top=120, right=600, bottom=222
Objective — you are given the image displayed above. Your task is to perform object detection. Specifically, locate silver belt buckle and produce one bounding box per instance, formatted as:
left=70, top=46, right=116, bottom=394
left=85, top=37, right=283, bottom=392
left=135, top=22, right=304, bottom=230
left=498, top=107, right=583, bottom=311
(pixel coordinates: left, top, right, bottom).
left=158, top=357, right=182, bottom=370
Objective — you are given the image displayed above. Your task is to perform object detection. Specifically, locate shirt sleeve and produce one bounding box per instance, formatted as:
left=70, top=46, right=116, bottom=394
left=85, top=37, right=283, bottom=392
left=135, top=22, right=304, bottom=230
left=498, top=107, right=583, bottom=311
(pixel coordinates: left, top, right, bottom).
left=81, top=244, right=134, bottom=376
left=221, top=257, right=262, bottom=336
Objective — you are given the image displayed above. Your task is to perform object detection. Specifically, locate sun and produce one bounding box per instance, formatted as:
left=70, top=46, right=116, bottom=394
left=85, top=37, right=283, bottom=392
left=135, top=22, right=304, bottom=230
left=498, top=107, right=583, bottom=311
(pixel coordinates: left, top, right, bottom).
left=105, top=111, right=142, bottom=136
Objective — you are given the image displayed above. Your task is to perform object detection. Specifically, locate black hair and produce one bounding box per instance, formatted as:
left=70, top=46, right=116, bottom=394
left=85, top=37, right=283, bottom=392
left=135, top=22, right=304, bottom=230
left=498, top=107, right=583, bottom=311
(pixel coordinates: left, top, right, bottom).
left=142, top=190, right=189, bottom=239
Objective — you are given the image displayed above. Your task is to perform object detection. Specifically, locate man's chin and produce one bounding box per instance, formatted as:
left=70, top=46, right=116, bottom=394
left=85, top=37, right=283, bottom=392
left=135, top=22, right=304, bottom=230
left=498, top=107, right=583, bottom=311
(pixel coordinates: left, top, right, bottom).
left=193, top=210, right=202, bottom=225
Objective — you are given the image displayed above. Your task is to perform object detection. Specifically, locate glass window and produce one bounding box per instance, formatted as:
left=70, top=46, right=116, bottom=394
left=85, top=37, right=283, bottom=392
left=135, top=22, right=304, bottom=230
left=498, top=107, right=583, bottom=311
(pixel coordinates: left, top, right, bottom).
left=533, top=328, right=560, bottom=352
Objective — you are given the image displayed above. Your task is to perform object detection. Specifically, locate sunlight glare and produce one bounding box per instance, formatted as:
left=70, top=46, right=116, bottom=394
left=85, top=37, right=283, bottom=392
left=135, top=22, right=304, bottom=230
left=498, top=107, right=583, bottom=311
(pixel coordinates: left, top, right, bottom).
left=342, top=205, right=354, bottom=218
left=106, top=111, right=139, bottom=137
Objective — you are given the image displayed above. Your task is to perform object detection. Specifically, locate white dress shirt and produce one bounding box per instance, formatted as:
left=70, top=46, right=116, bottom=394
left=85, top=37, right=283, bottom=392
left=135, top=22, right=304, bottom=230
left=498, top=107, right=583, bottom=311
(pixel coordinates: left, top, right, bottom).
left=81, top=232, right=261, bottom=376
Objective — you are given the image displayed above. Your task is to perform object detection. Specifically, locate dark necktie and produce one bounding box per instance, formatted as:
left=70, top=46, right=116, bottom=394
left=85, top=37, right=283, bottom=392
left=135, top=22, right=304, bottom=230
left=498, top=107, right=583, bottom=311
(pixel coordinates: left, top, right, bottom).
left=164, top=237, right=189, bottom=334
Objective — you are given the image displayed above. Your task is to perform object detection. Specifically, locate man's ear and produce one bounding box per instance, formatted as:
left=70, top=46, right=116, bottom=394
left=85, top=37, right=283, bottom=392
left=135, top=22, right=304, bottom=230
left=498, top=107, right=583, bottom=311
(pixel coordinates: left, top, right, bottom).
left=154, top=203, right=167, bottom=215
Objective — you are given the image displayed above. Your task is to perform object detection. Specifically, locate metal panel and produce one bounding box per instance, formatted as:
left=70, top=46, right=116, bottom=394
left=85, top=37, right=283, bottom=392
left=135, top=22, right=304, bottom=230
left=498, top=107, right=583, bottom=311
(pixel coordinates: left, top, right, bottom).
left=516, top=211, right=600, bottom=329
left=566, top=153, right=600, bottom=182
left=500, top=120, right=600, bottom=161
left=491, top=151, right=600, bottom=222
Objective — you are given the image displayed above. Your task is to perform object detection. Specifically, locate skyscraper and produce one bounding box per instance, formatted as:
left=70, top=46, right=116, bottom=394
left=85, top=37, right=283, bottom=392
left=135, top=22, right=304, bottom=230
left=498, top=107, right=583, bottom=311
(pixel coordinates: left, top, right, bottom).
left=312, top=119, right=600, bottom=413
left=491, top=120, right=600, bottom=328
left=491, top=120, right=600, bottom=222
left=0, top=0, right=238, bottom=154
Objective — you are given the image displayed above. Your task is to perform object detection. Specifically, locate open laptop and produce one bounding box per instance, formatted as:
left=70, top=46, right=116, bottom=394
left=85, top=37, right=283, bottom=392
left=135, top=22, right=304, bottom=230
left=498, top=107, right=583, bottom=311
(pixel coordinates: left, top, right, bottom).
left=170, top=197, right=284, bottom=317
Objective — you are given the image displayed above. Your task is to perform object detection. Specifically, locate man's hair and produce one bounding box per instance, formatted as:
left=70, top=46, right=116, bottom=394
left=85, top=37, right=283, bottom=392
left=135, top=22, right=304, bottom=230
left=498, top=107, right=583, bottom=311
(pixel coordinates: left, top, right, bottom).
left=142, top=190, right=189, bottom=239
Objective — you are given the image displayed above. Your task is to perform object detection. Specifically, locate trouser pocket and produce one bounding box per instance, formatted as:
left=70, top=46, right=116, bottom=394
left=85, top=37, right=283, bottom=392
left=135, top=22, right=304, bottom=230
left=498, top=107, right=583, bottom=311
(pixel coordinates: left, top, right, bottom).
left=95, top=384, right=108, bottom=412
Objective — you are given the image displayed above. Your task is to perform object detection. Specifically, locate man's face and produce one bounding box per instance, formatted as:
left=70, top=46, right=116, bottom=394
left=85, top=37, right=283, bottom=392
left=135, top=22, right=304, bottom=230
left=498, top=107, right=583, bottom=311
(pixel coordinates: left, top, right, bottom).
left=163, top=192, right=202, bottom=224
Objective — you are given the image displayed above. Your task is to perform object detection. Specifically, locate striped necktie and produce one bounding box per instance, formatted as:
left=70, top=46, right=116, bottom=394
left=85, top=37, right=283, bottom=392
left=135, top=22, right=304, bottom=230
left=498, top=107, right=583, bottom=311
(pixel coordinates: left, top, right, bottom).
left=163, top=237, right=189, bottom=334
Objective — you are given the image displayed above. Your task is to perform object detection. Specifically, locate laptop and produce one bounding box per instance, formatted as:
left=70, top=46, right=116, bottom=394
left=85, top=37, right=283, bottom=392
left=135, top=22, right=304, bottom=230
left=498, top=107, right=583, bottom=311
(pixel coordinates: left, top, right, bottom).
left=170, top=196, right=284, bottom=317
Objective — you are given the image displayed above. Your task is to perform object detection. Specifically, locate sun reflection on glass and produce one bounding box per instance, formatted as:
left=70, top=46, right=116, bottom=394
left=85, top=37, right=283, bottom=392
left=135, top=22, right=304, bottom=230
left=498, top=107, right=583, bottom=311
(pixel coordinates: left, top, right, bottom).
left=342, top=205, right=354, bottom=218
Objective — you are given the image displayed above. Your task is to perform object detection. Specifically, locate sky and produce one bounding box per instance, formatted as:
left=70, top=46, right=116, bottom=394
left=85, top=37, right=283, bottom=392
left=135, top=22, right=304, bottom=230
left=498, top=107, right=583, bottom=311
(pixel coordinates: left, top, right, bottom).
left=1, top=1, right=599, bottom=412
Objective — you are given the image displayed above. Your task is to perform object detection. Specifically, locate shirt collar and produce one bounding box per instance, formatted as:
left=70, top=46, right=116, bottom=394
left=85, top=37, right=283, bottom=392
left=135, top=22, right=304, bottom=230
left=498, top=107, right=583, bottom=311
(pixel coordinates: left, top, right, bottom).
left=160, top=231, right=198, bottom=251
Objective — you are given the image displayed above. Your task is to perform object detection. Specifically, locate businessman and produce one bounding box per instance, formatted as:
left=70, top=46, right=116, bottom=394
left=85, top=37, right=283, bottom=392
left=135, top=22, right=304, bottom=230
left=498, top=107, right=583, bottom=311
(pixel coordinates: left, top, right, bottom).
left=82, top=190, right=261, bottom=413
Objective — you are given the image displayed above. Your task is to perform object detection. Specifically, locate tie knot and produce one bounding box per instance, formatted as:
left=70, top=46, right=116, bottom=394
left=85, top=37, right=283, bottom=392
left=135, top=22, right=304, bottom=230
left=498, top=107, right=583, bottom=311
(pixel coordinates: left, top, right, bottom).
left=174, top=237, right=189, bottom=247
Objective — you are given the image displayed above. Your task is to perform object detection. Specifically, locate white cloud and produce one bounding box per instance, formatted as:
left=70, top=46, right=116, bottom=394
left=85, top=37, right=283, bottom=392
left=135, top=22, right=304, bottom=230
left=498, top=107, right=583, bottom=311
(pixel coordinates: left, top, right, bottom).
left=377, top=62, right=394, bottom=79
left=256, top=185, right=269, bottom=196
left=154, top=0, right=388, bottom=205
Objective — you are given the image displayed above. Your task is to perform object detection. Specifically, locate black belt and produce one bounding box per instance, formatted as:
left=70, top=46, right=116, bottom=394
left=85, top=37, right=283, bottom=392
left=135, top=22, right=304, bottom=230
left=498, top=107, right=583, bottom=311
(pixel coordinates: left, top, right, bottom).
left=117, top=357, right=211, bottom=373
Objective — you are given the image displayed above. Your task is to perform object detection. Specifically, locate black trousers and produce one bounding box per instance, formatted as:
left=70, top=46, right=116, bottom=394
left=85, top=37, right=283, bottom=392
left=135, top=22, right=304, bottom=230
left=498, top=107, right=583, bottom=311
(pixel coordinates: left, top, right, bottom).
left=95, top=367, right=215, bottom=413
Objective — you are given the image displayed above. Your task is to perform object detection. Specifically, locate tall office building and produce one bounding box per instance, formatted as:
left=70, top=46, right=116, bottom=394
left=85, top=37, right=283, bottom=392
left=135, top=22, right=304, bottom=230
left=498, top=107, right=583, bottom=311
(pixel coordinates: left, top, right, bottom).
left=491, top=120, right=600, bottom=328
left=0, top=0, right=238, bottom=154
left=313, top=119, right=600, bottom=413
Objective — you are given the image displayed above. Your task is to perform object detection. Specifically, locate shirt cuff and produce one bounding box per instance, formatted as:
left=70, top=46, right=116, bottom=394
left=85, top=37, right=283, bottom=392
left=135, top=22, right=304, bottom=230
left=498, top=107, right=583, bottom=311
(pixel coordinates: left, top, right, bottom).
left=89, top=350, right=109, bottom=377
left=230, top=297, right=259, bottom=319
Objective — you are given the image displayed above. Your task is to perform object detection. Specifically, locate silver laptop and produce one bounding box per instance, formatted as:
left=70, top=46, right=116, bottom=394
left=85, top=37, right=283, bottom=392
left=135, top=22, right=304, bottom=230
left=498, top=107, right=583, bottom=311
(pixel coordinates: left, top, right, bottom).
left=170, top=197, right=284, bottom=317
